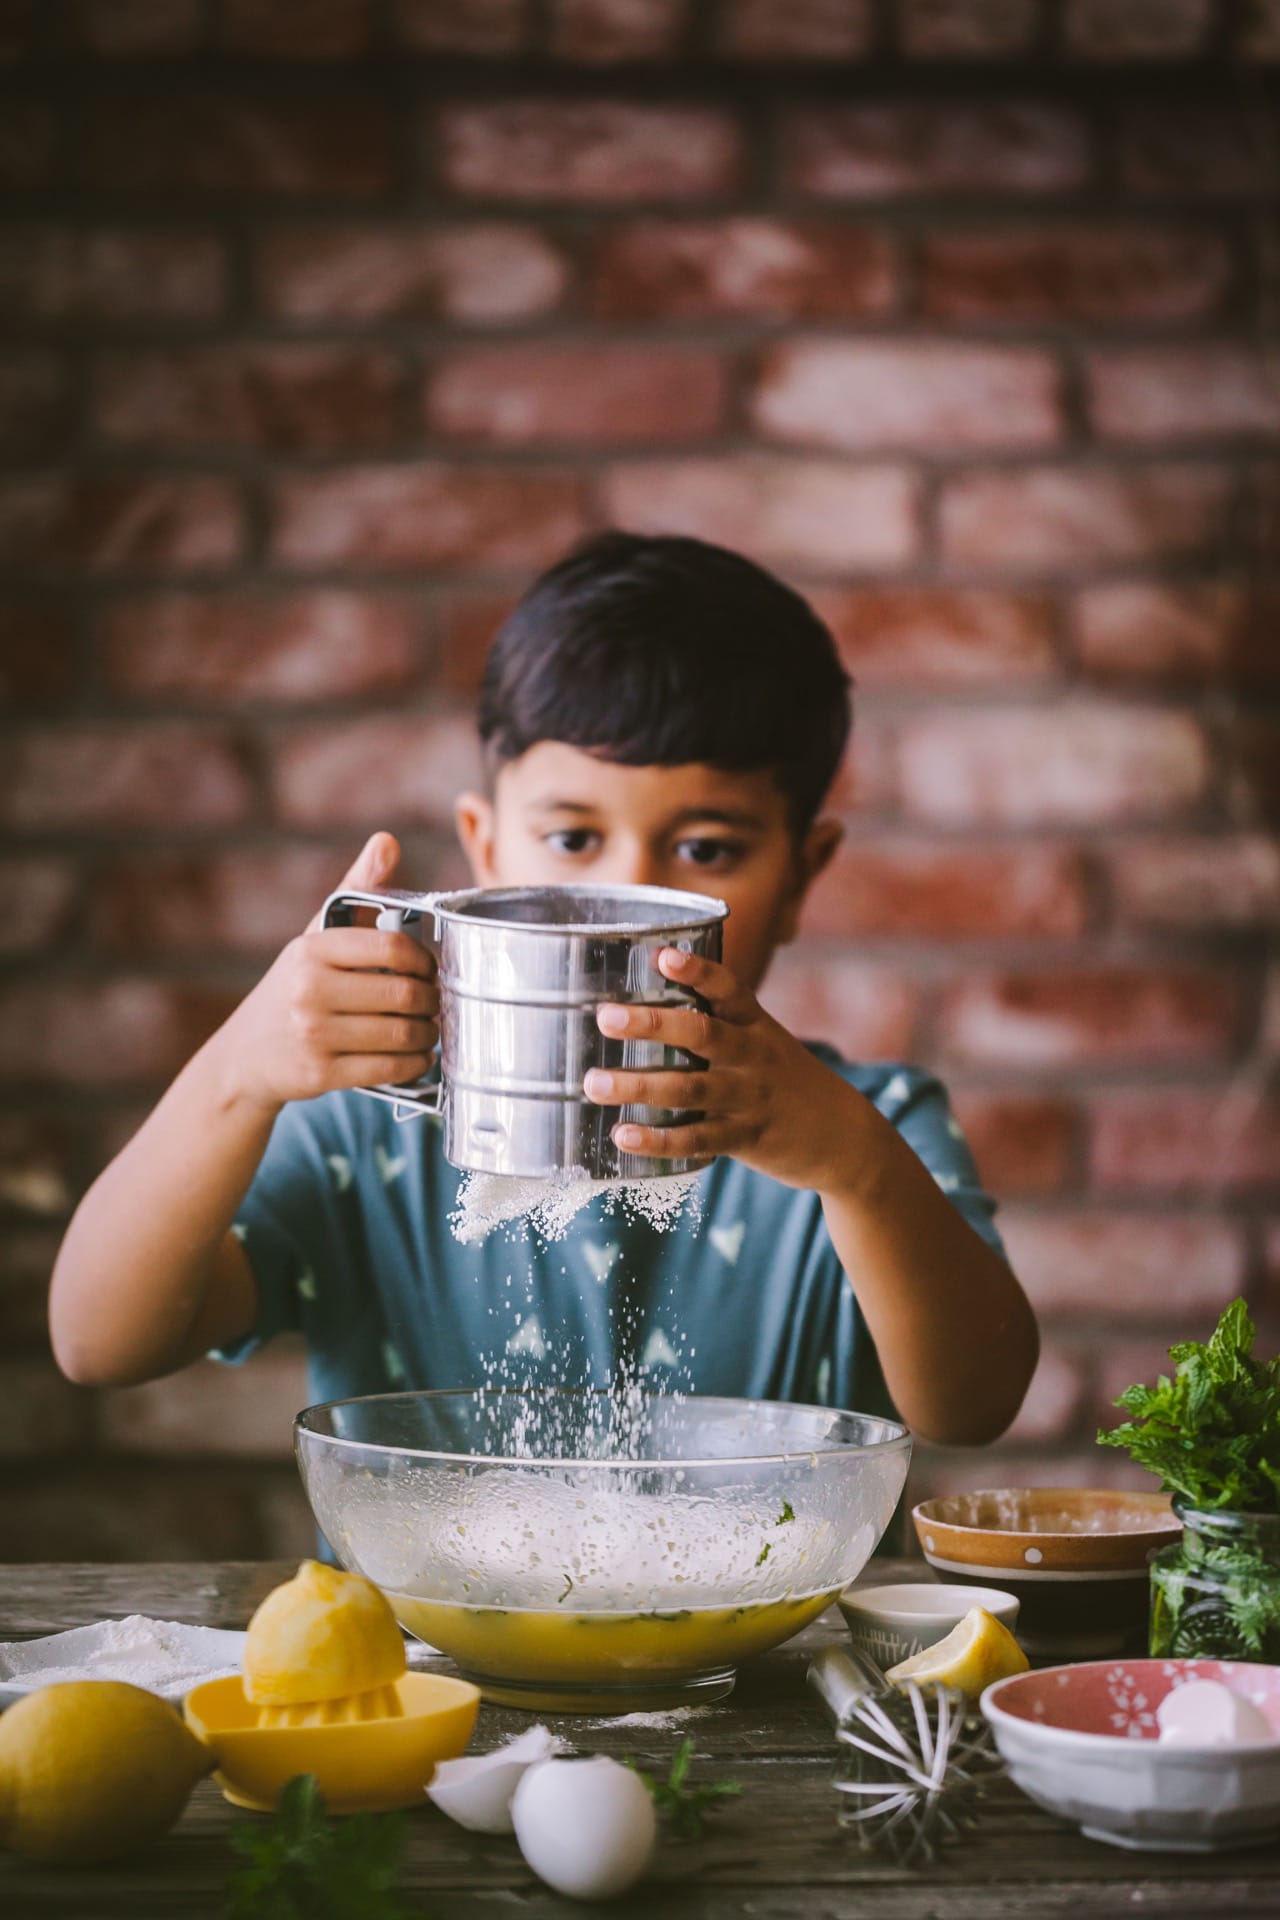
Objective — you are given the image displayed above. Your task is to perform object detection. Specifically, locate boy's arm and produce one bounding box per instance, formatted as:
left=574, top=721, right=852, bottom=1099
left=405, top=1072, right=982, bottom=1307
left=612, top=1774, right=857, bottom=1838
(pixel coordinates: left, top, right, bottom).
left=586, top=948, right=1039, bottom=1447
left=49, top=834, right=437, bottom=1388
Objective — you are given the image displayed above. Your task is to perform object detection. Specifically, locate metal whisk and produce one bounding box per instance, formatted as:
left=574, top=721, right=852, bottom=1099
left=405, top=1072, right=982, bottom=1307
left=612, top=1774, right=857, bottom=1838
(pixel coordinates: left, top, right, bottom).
left=807, top=1644, right=1001, bottom=1866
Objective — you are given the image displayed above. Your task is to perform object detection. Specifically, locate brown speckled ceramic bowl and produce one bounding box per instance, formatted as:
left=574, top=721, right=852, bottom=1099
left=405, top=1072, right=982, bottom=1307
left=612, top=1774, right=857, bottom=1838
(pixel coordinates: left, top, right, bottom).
left=911, top=1488, right=1180, bottom=1661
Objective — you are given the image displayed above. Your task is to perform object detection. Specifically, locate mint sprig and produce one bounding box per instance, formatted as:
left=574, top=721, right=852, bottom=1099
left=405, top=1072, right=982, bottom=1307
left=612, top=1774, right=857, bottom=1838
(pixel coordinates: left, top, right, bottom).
left=1097, top=1298, right=1280, bottom=1512
left=627, top=1738, right=741, bottom=1841
left=224, top=1774, right=415, bottom=1920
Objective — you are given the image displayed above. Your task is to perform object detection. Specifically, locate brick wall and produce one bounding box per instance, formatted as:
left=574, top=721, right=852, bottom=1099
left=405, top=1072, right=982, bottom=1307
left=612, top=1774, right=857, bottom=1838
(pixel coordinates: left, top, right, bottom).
left=2, top=0, right=1277, bottom=1561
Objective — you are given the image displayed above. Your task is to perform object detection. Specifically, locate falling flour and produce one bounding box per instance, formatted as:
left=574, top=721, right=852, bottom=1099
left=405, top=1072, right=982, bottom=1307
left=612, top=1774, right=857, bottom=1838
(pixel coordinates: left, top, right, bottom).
left=450, top=1167, right=704, bottom=1246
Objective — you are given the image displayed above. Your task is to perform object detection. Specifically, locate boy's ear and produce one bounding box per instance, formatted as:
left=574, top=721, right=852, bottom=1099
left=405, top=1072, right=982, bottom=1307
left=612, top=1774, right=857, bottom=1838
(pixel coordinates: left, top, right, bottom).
left=454, top=790, right=498, bottom=886
left=775, top=815, right=844, bottom=948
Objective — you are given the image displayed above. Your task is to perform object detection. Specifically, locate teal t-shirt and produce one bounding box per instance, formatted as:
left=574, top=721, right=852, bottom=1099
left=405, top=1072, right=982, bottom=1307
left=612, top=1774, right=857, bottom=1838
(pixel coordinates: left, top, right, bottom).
left=216, top=1047, right=1003, bottom=1423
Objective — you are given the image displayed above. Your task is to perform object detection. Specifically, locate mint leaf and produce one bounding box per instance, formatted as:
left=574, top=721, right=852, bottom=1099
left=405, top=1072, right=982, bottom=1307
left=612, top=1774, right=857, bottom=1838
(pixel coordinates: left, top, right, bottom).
left=224, top=1775, right=415, bottom=1920
left=627, top=1738, right=741, bottom=1842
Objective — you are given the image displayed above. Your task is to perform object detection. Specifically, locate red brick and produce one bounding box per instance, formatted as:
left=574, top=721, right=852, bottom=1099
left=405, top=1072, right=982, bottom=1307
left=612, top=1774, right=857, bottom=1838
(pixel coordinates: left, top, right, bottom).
left=270, top=466, right=584, bottom=571
left=0, top=725, right=254, bottom=830
left=1238, top=0, right=1280, bottom=58
left=603, top=457, right=918, bottom=571
left=0, top=1228, right=64, bottom=1343
left=1064, top=0, right=1211, bottom=60
left=86, top=96, right=394, bottom=197
left=937, top=967, right=1240, bottom=1069
left=426, top=344, right=727, bottom=446
left=1075, top=581, right=1280, bottom=688
left=0, top=1358, right=91, bottom=1458
left=801, top=841, right=1089, bottom=940
left=1003, top=1212, right=1246, bottom=1321
left=257, top=223, right=569, bottom=323
left=900, top=0, right=1038, bottom=56
left=827, top=724, right=897, bottom=816
left=91, top=846, right=385, bottom=957
left=1088, top=348, right=1280, bottom=442
left=0, top=978, right=239, bottom=1086
left=0, top=856, right=77, bottom=954
left=0, top=103, right=59, bottom=190
left=1119, top=108, right=1267, bottom=197
left=923, top=226, right=1233, bottom=325
left=0, top=226, right=226, bottom=321
left=899, top=703, right=1209, bottom=827
left=220, top=0, right=373, bottom=56
left=1004, top=1340, right=1089, bottom=1446
left=1091, top=1090, right=1280, bottom=1195
left=393, top=0, right=528, bottom=51
left=271, top=713, right=483, bottom=829
left=100, top=1350, right=309, bottom=1459
left=784, top=102, right=1090, bottom=198
left=758, top=955, right=918, bottom=1058
left=716, top=0, right=874, bottom=58
left=0, top=353, right=74, bottom=457
left=0, top=1467, right=304, bottom=1563
left=0, top=2, right=35, bottom=62
left=436, top=100, right=742, bottom=202
left=1232, top=716, right=1280, bottom=825
left=0, top=605, right=75, bottom=706
left=550, top=0, right=688, bottom=61
left=594, top=218, right=899, bottom=321
left=100, top=591, right=421, bottom=703
left=813, top=585, right=1057, bottom=686
left=59, top=0, right=204, bottom=51
left=435, top=589, right=518, bottom=690
left=752, top=340, right=1061, bottom=452
left=0, top=476, right=243, bottom=577
left=92, top=346, right=406, bottom=453
left=0, top=1114, right=78, bottom=1217
left=949, top=1092, right=1079, bottom=1196
left=939, top=464, right=1231, bottom=571
left=1107, top=834, right=1280, bottom=929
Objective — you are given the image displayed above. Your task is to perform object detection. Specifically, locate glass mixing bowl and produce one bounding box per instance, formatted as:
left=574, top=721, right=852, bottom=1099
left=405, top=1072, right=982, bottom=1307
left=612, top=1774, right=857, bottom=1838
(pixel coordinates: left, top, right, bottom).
left=296, top=1389, right=911, bottom=1712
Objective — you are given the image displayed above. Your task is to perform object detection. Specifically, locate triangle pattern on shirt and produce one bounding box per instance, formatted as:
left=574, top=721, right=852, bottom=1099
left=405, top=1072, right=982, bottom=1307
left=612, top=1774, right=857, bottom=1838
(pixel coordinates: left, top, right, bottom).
left=642, top=1326, right=680, bottom=1369
left=382, top=1340, right=406, bottom=1384
left=507, top=1315, right=546, bottom=1360
left=882, top=1073, right=911, bottom=1108
left=375, top=1145, right=407, bottom=1185
left=709, top=1220, right=745, bottom=1265
left=327, top=1154, right=353, bottom=1192
left=582, top=1239, right=621, bottom=1285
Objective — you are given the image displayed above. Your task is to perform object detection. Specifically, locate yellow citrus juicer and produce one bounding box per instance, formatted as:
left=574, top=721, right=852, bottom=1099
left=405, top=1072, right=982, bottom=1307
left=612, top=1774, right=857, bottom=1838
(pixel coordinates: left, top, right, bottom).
left=184, top=1560, right=480, bottom=1812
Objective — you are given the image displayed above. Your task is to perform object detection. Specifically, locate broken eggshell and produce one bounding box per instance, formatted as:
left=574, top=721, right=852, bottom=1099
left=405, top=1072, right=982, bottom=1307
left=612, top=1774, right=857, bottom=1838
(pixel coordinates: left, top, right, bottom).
left=425, top=1724, right=567, bottom=1833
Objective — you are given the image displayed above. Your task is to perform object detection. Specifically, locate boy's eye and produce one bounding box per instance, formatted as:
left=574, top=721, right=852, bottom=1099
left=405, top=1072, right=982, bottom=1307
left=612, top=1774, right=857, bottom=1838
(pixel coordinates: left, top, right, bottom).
left=545, top=828, right=599, bottom=856
left=675, top=837, right=744, bottom=869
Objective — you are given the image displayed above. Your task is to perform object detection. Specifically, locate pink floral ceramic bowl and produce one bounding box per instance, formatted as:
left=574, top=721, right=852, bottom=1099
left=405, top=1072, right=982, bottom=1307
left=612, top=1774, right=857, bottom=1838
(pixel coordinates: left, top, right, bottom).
left=983, top=1659, right=1280, bottom=1852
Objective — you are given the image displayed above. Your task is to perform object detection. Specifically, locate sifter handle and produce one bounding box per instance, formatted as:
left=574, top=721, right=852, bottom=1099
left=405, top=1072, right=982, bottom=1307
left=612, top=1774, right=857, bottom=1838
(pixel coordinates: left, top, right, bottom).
left=321, top=887, right=444, bottom=1121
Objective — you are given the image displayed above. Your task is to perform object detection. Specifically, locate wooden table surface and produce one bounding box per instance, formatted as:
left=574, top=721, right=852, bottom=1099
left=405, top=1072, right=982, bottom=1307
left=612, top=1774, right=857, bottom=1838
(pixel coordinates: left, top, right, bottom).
left=3, top=1558, right=1280, bottom=1917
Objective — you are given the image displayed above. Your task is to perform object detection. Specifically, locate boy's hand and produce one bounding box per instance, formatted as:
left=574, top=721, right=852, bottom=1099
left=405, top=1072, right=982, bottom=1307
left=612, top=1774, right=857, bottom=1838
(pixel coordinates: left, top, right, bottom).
left=218, top=832, right=439, bottom=1115
left=585, top=948, right=857, bottom=1194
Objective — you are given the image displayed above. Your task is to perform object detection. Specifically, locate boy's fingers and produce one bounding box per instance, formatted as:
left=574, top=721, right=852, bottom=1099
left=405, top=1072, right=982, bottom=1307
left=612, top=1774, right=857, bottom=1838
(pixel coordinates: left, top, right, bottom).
left=327, top=1014, right=438, bottom=1055
left=320, top=967, right=438, bottom=1017
left=655, top=948, right=757, bottom=1022
left=306, top=926, right=434, bottom=978
left=584, top=1067, right=735, bottom=1111
left=306, top=832, right=401, bottom=933
left=595, top=1000, right=741, bottom=1060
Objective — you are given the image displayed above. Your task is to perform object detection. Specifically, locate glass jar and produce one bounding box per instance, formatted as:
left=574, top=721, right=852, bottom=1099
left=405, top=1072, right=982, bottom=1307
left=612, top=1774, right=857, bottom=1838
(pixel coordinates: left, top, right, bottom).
left=1149, top=1502, right=1280, bottom=1661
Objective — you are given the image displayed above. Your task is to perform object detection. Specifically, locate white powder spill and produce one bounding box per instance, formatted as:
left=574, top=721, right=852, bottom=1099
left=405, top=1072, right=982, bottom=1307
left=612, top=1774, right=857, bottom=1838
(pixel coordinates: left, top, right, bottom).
left=450, top=1167, right=704, bottom=1246
left=581, top=1707, right=710, bottom=1730
left=0, top=1616, right=245, bottom=1698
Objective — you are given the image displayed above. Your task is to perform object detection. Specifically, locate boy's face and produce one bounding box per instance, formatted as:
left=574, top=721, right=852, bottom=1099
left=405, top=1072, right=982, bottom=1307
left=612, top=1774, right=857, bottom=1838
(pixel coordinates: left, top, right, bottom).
left=455, top=742, right=841, bottom=991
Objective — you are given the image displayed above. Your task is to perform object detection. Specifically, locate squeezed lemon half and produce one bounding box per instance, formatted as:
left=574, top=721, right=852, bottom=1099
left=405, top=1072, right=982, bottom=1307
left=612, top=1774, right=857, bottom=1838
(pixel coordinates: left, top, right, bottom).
left=885, top=1606, right=1028, bottom=1703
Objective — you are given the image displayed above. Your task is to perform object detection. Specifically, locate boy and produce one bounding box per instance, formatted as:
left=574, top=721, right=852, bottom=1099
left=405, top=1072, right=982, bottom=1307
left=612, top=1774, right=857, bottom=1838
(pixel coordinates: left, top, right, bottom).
left=51, top=533, right=1037, bottom=1447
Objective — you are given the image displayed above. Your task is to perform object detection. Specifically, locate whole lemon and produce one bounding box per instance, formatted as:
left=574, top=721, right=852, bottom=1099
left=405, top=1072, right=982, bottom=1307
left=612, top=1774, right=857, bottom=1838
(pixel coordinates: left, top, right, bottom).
left=0, top=1679, right=211, bottom=1865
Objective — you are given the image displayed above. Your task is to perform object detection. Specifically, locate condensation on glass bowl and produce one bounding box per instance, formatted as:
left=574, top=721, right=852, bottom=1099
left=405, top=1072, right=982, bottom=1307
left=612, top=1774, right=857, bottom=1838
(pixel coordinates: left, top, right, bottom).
left=295, top=1391, right=910, bottom=1710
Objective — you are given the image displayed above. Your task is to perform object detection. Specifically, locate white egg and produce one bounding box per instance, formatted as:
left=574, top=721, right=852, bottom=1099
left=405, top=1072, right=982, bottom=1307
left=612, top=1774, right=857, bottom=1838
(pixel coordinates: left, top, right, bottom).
left=511, top=1755, right=657, bottom=1902
left=426, top=1725, right=566, bottom=1833
left=1156, top=1678, right=1273, bottom=1747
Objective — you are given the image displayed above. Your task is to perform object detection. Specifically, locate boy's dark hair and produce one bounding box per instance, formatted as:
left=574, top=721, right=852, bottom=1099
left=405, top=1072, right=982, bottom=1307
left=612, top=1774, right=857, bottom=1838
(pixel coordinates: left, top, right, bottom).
left=477, top=532, right=852, bottom=832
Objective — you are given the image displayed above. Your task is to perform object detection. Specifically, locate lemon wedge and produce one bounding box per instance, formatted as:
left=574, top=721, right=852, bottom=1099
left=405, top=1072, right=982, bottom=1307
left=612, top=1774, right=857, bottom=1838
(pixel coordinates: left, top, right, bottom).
left=884, top=1606, right=1028, bottom=1703
left=243, top=1560, right=405, bottom=1712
